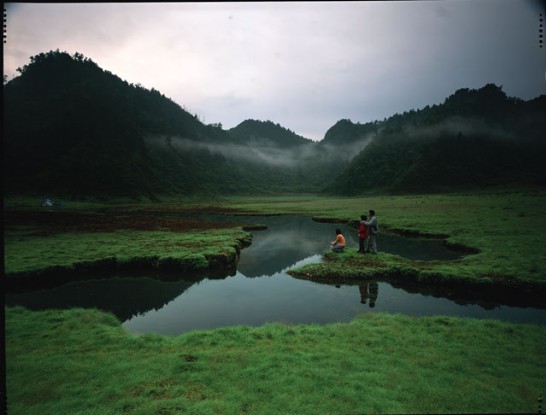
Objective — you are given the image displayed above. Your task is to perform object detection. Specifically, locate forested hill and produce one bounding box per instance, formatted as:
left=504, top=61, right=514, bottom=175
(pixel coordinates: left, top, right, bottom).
left=4, top=50, right=545, bottom=199
left=321, top=119, right=380, bottom=146
left=3, top=50, right=325, bottom=198
left=3, top=50, right=221, bottom=198
left=228, top=120, right=313, bottom=147
left=323, top=85, right=546, bottom=194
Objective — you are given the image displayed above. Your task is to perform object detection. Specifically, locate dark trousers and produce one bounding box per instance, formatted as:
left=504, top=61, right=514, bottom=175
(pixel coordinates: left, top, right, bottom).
left=359, top=237, right=368, bottom=252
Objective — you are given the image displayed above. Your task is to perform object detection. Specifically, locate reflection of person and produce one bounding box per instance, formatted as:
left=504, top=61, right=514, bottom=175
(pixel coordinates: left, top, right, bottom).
left=330, top=228, right=346, bottom=253
left=368, top=281, right=378, bottom=308
left=357, top=215, right=369, bottom=253
left=364, top=210, right=378, bottom=253
left=359, top=282, right=379, bottom=308
left=359, top=284, right=369, bottom=304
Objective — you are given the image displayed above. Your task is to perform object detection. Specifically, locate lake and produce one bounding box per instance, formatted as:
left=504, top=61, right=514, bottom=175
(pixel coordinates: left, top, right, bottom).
left=6, top=214, right=546, bottom=334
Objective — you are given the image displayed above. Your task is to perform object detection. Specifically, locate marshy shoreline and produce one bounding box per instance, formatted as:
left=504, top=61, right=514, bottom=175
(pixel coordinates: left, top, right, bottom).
left=5, top=191, right=546, bottom=414
left=5, top=195, right=546, bottom=308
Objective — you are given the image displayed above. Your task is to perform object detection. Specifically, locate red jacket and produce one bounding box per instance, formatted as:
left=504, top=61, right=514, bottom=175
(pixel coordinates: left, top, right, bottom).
left=358, top=221, right=369, bottom=239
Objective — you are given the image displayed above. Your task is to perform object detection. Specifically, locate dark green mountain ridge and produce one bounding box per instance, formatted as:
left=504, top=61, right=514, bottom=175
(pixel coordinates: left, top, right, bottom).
left=324, top=85, right=546, bottom=194
left=228, top=119, right=314, bottom=147
left=4, top=50, right=545, bottom=199
left=4, top=51, right=329, bottom=198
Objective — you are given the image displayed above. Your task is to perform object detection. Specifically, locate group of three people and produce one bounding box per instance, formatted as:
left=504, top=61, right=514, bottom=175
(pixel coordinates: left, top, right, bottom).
left=330, top=209, right=378, bottom=254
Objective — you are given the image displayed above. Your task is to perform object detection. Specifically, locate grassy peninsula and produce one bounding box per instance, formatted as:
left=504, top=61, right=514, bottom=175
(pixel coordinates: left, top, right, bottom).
left=4, top=206, right=253, bottom=290
left=221, top=189, right=546, bottom=290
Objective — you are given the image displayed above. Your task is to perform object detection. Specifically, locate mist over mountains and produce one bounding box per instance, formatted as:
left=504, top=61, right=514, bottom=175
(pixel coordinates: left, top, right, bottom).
left=4, top=51, right=545, bottom=199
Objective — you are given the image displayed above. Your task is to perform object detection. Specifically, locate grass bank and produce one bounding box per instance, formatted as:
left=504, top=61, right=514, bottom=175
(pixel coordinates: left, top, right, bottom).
left=6, top=306, right=545, bottom=415
left=3, top=208, right=253, bottom=288
left=288, top=249, right=544, bottom=308
left=5, top=189, right=546, bottom=290
left=215, top=189, right=546, bottom=290
left=4, top=229, right=250, bottom=276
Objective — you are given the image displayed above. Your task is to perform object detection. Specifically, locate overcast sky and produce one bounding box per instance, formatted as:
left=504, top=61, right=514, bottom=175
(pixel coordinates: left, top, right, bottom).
left=4, top=1, right=545, bottom=141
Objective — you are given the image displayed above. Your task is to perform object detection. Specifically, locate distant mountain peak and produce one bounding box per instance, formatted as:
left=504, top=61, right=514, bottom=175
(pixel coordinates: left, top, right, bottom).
left=228, top=119, right=313, bottom=147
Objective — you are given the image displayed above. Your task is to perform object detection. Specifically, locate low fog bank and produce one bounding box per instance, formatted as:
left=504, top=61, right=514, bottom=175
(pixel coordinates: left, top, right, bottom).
left=145, top=134, right=373, bottom=168
left=318, top=134, right=374, bottom=162
left=144, top=113, right=534, bottom=172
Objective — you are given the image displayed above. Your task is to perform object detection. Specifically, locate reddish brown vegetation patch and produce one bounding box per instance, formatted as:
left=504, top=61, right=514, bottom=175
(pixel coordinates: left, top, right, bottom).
left=4, top=210, right=246, bottom=235
left=133, top=205, right=256, bottom=215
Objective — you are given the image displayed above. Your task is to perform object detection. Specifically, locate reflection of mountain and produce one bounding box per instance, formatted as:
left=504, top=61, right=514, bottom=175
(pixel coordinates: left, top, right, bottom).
left=5, top=277, right=195, bottom=321
left=240, top=255, right=323, bottom=279
left=386, top=278, right=546, bottom=310
left=235, top=215, right=462, bottom=277
left=5, top=214, right=475, bottom=333
left=236, top=217, right=334, bottom=277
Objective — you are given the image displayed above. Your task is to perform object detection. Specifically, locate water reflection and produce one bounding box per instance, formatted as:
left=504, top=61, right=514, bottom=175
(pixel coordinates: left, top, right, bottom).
left=359, top=282, right=379, bottom=308
left=5, top=277, right=195, bottom=322
left=122, top=268, right=546, bottom=335
left=237, top=217, right=343, bottom=277
left=220, top=214, right=461, bottom=277
left=6, top=214, right=546, bottom=334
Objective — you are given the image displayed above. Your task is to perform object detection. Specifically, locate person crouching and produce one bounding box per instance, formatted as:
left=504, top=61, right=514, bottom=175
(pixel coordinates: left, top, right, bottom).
left=330, top=228, right=346, bottom=253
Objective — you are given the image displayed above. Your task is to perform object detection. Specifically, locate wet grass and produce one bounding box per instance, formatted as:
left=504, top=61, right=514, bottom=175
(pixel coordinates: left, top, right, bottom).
left=4, top=189, right=546, bottom=414
left=217, top=189, right=546, bottom=288
left=4, top=229, right=250, bottom=276
left=6, top=306, right=545, bottom=415
left=4, top=208, right=252, bottom=280
left=289, top=248, right=521, bottom=287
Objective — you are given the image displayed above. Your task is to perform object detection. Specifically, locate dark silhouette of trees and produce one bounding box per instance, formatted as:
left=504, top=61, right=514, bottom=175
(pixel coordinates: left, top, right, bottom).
left=324, top=85, right=546, bottom=194
left=5, top=50, right=545, bottom=198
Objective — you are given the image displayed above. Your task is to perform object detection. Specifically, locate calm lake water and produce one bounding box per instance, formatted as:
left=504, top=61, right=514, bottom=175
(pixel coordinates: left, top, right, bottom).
left=6, top=215, right=546, bottom=334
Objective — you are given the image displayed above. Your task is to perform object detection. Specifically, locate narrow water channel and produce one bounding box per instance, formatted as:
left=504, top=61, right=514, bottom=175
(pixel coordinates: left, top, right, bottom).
left=6, top=215, right=546, bottom=334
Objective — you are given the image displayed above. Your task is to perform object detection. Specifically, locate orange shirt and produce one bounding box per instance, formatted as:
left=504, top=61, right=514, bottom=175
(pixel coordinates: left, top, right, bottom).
left=334, top=234, right=346, bottom=246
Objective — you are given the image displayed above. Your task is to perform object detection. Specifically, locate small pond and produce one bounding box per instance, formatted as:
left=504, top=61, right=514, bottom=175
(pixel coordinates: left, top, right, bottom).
left=6, top=215, right=546, bottom=334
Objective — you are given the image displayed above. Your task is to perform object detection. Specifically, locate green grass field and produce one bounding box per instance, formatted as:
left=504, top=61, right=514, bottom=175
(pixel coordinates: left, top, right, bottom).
left=6, top=307, right=545, bottom=415
left=3, top=205, right=253, bottom=282
left=4, top=189, right=546, bottom=414
left=4, top=229, right=250, bottom=276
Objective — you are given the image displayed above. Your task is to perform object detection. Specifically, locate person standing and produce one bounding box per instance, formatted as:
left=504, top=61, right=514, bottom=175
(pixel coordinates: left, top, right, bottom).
left=357, top=215, right=369, bottom=253
left=364, top=210, right=378, bottom=253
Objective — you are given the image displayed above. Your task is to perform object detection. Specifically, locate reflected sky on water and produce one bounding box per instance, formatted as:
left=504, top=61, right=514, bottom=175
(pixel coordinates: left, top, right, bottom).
left=7, top=215, right=546, bottom=334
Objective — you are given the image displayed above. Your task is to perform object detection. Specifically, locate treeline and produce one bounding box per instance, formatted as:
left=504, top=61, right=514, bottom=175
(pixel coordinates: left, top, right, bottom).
left=228, top=119, right=314, bottom=147
left=3, top=51, right=326, bottom=199
left=4, top=50, right=546, bottom=199
left=324, top=85, right=546, bottom=194
left=4, top=50, right=202, bottom=198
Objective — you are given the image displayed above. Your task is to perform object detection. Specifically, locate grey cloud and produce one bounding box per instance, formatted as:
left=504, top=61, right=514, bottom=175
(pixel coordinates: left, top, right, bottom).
left=4, top=1, right=545, bottom=143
